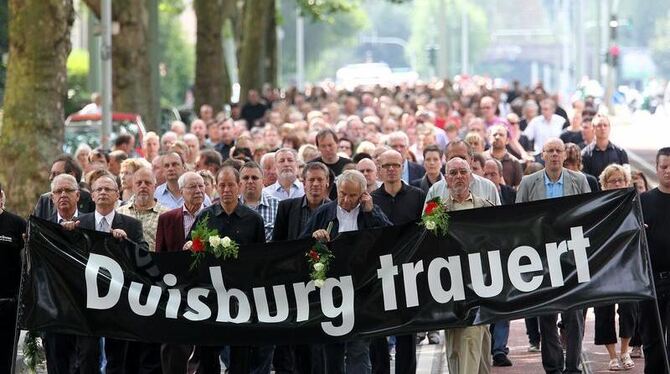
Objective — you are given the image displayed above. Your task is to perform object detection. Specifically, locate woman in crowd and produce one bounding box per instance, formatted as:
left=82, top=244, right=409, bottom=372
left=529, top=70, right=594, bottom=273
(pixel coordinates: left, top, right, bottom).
left=595, top=164, right=638, bottom=371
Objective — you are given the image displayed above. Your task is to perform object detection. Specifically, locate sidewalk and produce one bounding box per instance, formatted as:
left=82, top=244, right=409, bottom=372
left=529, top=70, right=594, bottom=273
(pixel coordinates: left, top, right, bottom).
left=494, top=309, right=645, bottom=374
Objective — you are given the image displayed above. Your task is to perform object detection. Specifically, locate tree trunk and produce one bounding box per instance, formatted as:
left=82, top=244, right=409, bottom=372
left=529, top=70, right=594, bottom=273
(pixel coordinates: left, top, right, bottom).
left=264, top=0, right=277, bottom=88
left=0, top=0, right=74, bottom=216
left=81, top=0, right=155, bottom=131
left=238, top=0, right=269, bottom=104
left=194, top=0, right=227, bottom=113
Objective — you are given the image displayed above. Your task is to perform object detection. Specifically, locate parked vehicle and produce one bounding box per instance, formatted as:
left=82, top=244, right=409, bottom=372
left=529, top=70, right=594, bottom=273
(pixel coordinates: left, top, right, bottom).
left=63, top=112, right=146, bottom=155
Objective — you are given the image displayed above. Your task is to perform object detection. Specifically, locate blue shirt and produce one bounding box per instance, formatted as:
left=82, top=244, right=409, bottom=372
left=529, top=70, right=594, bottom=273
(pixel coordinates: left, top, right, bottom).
left=402, top=159, right=410, bottom=183
left=262, top=180, right=305, bottom=201
left=241, top=193, right=279, bottom=241
left=154, top=183, right=211, bottom=210
left=544, top=171, right=564, bottom=199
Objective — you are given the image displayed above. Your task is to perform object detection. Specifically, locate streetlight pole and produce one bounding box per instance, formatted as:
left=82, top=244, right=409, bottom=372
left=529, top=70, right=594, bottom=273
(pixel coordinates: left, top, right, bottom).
left=100, top=0, right=112, bottom=151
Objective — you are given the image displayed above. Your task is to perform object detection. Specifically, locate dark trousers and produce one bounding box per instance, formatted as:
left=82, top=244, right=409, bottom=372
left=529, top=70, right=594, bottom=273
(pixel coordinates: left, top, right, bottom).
left=76, top=336, right=100, bottom=374
left=44, top=332, right=76, bottom=374
left=125, top=341, right=162, bottom=374
left=394, top=335, right=416, bottom=374
left=160, top=344, right=193, bottom=374
left=0, top=303, right=16, bottom=374
left=369, top=337, right=389, bottom=374
left=641, top=296, right=670, bottom=374
left=104, top=338, right=129, bottom=374
left=250, top=345, right=274, bottom=374
left=539, top=310, right=584, bottom=374
left=325, top=340, right=371, bottom=374
left=273, top=345, right=295, bottom=373
left=526, top=317, right=541, bottom=346
left=198, top=345, right=250, bottom=374
left=630, top=302, right=643, bottom=346
left=294, top=344, right=325, bottom=374
left=594, top=303, right=638, bottom=345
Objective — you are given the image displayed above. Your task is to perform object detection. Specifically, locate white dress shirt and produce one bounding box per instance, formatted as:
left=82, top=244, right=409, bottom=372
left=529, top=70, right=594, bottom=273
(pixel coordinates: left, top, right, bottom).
left=94, top=210, right=116, bottom=232
left=337, top=204, right=360, bottom=233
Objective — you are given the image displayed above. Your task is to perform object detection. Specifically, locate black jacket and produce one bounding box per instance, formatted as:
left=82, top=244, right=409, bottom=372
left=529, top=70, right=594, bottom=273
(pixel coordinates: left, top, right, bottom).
left=407, top=161, right=426, bottom=183
left=300, top=201, right=392, bottom=239
left=78, top=211, right=149, bottom=252
left=273, top=196, right=329, bottom=241
left=33, top=190, right=95, bottom=220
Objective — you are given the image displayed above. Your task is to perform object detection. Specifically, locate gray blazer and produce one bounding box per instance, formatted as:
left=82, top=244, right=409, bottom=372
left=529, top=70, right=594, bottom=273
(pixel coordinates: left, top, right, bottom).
left=515, top=168, right=591, bottom=203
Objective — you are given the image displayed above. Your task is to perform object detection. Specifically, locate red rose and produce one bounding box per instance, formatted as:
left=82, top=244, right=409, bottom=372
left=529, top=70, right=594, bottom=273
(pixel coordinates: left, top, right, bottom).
left=425, top=201, right=439, bottom=215
left=309, top=249, right=320, bottom=261
left=192, top=238, right=205, bottom=253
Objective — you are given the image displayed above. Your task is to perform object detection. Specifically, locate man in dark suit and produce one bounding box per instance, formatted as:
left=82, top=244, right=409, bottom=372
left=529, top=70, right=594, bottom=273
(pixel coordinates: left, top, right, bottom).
left=272, top=162, right=330, bottom=373
left=302, top=170, right=391, bottom=374
left=387, top=131, right=425, bottom=183
left=44, top=174, right=81, bottom=374
left=65, top=173, right=148, bottom=374
left=483, top=159, right=517, bottom=206
left=34, top=154, right=95, bottom=219
left=155, top=171, right=206, bottom=374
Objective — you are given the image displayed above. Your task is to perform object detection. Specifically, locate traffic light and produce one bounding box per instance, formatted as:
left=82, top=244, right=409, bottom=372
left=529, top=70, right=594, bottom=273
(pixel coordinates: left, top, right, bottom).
left=609, top=15, right=618, bottom=41
left=608, top=45, right=620, bottom=67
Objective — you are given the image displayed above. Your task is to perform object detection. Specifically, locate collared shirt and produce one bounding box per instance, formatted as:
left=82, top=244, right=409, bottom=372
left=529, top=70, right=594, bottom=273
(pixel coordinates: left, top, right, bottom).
left=262, top=180, right=305, bottom=201
left=300, top=196, right=330, bottom=231
left=402, top=159, right=410, bottom=183
left=524, top=114, right=566, bottom=153
left=450, top=193, right=475, bottom=211
left=581, top=141, right=629, bottom=180
left=57, top=209, right=79, bottom=223
left=182, top=204, right=205, bottom=239
left=425, top=174, right=501, bottom=206
left=371, top=182, right=426, bottom=225
left=544, top=171, right=565, bottom=199
left=241, top=193, right=280, bottom=241
left=116, top=201, right=168, bottom=252
left=190, top=202, right=265, bottom=245
left=154, top=183, right=212, bottom=210
left=94, top=210, right=115, bottom=232
left=336, top=204, right=360, bottom=233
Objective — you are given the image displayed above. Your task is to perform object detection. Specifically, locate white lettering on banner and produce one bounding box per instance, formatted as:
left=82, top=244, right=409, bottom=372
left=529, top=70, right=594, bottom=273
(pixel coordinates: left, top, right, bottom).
left=82, top=225, right=591, bottom=337
left=375, top=225, right=592, bottom=308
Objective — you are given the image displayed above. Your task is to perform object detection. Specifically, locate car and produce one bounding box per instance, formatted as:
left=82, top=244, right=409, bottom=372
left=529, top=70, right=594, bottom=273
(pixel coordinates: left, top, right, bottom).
left=63, top=112, right=146, bottom=156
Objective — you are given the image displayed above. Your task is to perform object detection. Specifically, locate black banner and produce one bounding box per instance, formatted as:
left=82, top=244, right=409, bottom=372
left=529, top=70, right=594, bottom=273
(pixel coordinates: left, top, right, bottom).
left=19, top=189, right=654, bottom=346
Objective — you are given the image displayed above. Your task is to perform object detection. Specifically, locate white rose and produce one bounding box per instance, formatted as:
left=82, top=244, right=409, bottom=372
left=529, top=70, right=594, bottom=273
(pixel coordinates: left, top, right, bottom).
left=209, top=236, right=221, bottom=247
left=313, top=262, right=325, bottom=271
left=221, top=236, right=232, bottom=247
left=425, top=220, right=436, bottom=230
left=314, top=279, right=325, bottom=288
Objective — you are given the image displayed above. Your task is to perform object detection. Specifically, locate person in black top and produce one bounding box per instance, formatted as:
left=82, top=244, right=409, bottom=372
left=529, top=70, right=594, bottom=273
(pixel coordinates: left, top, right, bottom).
left=370, top=150, right=425, bottom=374
left=483, top=159, right=516, bottom=205
left=0, top=183, right=26, bottom=374
left=564, top=142, right=600, bottom=193
left=186, top=166, right=265, bottom=374
left=581, top=114, right=628, bottom=180
left=240, top=89, right=269, bottom=128
left=639, top=147, right=670, bottom=374
left=272, top=162, right=330, bottom=373
left=310, top=129, right=353, bottom=200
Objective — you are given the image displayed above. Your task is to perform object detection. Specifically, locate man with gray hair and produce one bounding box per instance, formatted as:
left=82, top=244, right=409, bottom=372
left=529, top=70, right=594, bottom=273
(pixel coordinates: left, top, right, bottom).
left=263, top=148, right=305, bottom=200
left=302, top=169, right=391, bottom=374
left=260, top=152, right=278, bottom=187
left=356, top=158, right=381, bottom=193
left=387, top=131, right=425, bottom=183
left=438, top=157, right=495, bottom=374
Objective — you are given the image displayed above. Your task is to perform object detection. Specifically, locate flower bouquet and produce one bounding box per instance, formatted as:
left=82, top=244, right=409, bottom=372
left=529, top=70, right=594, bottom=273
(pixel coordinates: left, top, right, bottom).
left=189, top=214, right=239, bottom=270
left=420, top=197, right=450, bottom=236
left=307, top=241, right=334, bottom=288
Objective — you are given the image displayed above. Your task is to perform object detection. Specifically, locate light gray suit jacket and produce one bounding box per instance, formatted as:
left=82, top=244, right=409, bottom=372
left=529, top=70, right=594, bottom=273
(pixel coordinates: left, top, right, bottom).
left=515, top=168, right=591, bottom=203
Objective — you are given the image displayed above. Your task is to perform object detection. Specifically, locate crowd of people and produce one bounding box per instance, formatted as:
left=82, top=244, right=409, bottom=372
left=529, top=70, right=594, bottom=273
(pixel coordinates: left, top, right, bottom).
left=1, top=78, right=669, bottom=374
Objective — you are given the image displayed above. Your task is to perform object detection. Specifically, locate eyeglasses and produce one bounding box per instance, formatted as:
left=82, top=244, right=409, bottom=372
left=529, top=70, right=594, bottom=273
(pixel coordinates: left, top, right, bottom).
left=94, top=187, right=118, bottom=193
left=52, top=188, right=77, bottom=195
left=381, top=163, right=402, bottom=170
left=241, top=176, right=260, bottom=181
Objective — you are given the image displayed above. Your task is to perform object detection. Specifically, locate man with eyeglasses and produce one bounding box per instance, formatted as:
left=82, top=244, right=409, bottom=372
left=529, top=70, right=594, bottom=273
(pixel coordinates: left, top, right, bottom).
left=62, top=173, right=148, bottom=374
left=370, top=150, right=426, bottom=374
left=155, top=171, right=207, bottom=373
left=580, top=113, right=629, bottom=180
left=439, top=157, right=495, bottom=374
left=34, top=154, right=95, bottom=220
left=516, top=138, right=590, bottom=374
